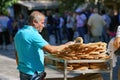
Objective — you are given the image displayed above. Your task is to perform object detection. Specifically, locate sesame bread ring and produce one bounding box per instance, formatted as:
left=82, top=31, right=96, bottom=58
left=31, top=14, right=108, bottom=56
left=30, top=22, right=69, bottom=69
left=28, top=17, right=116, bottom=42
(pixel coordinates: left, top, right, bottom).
left=74, top=37, right=83, bottom=43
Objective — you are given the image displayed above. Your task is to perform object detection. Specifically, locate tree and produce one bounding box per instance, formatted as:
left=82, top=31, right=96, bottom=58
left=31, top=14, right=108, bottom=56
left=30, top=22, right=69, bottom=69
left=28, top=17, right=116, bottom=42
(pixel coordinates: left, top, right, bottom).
left=59, top=0, right=107, bottom=13
left=59, top=0, right=85, bottom=13
left=0, top=0, right=17, bottom=14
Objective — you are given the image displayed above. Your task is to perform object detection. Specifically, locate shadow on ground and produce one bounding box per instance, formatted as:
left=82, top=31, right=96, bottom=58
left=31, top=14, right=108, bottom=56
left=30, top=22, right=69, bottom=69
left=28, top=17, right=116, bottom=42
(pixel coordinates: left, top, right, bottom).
left=0, top=49, right=16, bottom=59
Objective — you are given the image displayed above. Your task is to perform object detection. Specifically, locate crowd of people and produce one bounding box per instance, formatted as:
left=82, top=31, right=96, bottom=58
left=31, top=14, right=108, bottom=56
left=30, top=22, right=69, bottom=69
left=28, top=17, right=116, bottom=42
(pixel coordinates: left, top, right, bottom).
left=0, top=8, right=120, bottom=48
left=45, top=8, right=120, bottom=44
left=0, top=13, right=26, bottom=50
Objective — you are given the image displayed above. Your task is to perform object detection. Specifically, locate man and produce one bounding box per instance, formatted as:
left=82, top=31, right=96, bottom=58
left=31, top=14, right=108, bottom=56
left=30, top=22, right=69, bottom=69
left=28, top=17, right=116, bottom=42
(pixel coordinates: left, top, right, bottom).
left=87, top=8, right=106, bottom=42
left=101, top=9, right=111, bottom=43
left=14, top=11, right=72, bottom=80
left=112, top=25, right=120, bottom=80
left=0, top=13, right=10, bottom=50
left=75, top=8, right=87, bottom=42
left=66, top=11, right=74, bottom=41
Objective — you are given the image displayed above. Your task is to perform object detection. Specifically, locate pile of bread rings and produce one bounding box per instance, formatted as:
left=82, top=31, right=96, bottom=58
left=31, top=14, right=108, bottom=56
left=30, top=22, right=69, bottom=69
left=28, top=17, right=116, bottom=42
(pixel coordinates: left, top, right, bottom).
left=54, top=37, right=110, bottom=60
left=49, top=37, right=111, bottom=70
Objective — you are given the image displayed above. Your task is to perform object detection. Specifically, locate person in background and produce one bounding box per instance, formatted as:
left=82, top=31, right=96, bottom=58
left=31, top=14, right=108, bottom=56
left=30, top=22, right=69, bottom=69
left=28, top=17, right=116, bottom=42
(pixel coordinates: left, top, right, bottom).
left=101, top=9, right=111, bottom=43
left=113, top=25, right=120, bottom=80
left=0, top=13, right=10, bottom=50
left=66, top=11, right=75, bottom=41
left=59, top=14, right=64, bottom=42
left=7, top=16, right=14, bottom=43
left=75, top=8, right=87, bottom=42
left=14, top=11, right=73, bottom=80
left=108, top=10, right=119, bottom=39
left=12, top=19, right=18, bottom=38
left=17, top=14, right=26, bottom=29
left=53, top=13, right=62, bottom=44
left=46, top=10, right=54, bottom=37
left=87, top=8, right=106, bottom=42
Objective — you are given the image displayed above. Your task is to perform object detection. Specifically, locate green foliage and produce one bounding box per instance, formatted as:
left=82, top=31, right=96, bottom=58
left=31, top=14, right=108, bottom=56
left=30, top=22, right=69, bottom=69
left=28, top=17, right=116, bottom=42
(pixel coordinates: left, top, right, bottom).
left=0, top=0, right=17, bottom=14
left=59, top=0, right=84, bottom=13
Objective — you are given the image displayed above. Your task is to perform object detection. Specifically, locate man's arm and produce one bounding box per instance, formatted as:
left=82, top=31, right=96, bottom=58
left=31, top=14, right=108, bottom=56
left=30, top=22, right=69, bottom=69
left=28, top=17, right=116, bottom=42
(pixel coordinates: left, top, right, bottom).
left=43, top=42, right=74, bottom=54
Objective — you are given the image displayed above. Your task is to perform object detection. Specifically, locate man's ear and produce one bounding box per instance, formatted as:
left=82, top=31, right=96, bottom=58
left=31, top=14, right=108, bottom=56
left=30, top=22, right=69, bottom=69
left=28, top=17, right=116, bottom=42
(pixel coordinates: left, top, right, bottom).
left=33, top=19, right=38, bottom=25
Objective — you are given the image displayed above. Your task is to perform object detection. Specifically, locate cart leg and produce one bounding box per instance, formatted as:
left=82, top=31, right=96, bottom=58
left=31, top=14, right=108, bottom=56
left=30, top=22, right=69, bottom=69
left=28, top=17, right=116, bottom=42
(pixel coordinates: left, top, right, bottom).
left=110, top=59, right=113, bottom=80
left=110, top=71, right=112, bottom=80
left=64, top=60, right=67, bottom=80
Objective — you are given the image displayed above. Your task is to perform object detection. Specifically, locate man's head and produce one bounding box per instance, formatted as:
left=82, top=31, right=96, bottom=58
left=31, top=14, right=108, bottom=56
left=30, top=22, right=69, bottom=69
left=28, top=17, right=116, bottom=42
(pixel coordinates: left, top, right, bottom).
left=93, top=8, right=98, bottom=13
left=28, top=11, right=45, bottom=32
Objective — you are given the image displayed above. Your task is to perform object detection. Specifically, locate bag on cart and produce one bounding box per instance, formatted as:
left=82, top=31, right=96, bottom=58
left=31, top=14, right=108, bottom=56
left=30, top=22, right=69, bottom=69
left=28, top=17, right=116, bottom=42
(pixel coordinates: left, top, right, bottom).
left=31, top=71, right=46, bottom=80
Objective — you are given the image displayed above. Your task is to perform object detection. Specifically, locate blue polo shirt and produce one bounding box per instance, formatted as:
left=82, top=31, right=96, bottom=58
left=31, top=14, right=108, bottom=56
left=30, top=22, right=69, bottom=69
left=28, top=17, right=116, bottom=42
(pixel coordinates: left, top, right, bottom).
left=14, top=25, right=48, bottom=75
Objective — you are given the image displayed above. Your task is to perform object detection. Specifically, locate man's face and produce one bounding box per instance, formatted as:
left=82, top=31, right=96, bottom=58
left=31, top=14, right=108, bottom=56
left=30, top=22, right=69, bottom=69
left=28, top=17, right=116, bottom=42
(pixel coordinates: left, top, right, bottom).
left=37, top=18, right=45, bottom=32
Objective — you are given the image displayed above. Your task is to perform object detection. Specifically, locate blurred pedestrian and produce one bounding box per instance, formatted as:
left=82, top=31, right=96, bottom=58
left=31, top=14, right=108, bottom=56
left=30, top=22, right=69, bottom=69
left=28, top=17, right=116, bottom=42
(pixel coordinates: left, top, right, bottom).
left=53, top=13, right=62, bottom=44
left=108, top=10, right=119, bottom=39
left=66, top=11, right=75, bottom=41
left=46, top=11, right=54, bottom=36
left=0, top=13, right=10, bottom=50
left=12, top=19, right=18, bottom=38
left=7, top=16, right=14, bottom=43
left=17, top=14, right=26, bottom=29
left=75, top=8, right=87, bottom=42
left=101, top=9, right=111, bottom=43
left=87, top=8, right=106, bottom=42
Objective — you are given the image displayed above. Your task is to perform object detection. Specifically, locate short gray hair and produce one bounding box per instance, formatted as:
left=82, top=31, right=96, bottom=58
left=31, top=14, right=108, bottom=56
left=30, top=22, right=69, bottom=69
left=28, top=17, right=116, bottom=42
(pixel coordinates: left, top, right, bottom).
left=28, top=11, right=45, bottom=24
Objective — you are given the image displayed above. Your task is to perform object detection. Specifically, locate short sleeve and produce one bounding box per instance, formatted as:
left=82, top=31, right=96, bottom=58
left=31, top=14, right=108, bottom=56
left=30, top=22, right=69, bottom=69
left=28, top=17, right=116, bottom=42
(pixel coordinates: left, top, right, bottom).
left=32, top=32, right=48, bottom=49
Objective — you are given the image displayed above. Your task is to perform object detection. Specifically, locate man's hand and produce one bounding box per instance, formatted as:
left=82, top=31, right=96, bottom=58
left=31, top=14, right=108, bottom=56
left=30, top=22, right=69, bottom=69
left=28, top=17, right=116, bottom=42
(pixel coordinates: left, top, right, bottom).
left=113, top=37, right=120, bottom=49
left=65, top=41, right=75, bottom=45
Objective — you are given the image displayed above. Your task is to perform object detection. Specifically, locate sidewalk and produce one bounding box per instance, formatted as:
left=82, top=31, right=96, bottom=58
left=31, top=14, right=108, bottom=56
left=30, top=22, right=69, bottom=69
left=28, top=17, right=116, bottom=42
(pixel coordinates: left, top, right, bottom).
left=0, top=55, right=19, bottom=80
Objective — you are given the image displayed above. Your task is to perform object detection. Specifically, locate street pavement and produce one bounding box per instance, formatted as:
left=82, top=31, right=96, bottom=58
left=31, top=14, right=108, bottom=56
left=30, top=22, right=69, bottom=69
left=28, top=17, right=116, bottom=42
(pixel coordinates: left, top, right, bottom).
left=0, top=43, right=19, bottom=80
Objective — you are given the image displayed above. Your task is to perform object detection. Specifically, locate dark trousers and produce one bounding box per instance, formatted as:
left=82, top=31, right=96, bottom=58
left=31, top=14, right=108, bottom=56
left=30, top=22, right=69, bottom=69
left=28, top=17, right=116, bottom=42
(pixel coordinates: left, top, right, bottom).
left=77, top=27, right=86, bottom=41
left=0, top=30, right=10, bottom=46
left=54, top=28, right=62, bottom=44
left=20, top=71, right=46, bottom=80
left=20, top=71, right=32, bottom=80
left=67, top=28, right=74, bottom=41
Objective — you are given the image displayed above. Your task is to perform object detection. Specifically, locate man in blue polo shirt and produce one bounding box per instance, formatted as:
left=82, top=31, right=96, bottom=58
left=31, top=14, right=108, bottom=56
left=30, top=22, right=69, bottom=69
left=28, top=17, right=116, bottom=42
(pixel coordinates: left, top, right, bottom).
left=14, top=11, right=71, bottom=80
